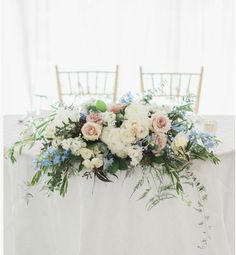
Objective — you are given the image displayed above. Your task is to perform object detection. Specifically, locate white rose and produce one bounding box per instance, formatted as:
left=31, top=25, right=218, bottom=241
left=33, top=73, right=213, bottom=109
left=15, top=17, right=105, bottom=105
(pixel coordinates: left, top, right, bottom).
left=171, top=132, right=189, bottom=152
left=122, top=119, right=150, bottom=139
left=91, top=158, right=103, bottom=168
left=79, top=148, right=93, bottom=159
left=93, top=145, right=101, bottom=156
left=82, top=159, right=94, bottom=169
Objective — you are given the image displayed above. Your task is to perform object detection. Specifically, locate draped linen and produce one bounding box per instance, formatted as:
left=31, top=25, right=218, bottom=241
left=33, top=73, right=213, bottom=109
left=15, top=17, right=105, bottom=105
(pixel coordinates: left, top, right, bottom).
left=4, top=115, right=235, bottom=255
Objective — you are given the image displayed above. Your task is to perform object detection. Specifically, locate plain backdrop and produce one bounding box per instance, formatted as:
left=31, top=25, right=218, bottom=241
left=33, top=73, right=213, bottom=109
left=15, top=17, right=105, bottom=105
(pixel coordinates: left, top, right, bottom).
left=2, top=0, right=235, bottom=114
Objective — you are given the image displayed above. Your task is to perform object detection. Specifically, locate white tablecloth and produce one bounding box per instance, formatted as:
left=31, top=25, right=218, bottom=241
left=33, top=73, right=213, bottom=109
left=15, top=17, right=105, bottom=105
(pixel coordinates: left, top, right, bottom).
left=4, top=115, right=235, bottom=255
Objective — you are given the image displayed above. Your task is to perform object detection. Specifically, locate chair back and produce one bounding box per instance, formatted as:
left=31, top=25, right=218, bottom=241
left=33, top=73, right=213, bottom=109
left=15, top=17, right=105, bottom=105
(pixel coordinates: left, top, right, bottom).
left=55, top=65, right=119, bottom=105
left=140, top=66, right=204, bottom=113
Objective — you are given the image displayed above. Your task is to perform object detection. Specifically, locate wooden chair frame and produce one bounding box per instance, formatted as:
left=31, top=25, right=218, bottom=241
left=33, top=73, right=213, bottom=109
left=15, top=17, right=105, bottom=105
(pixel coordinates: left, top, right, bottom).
left=139, top=66, right=204, bottom=113
left=55, top=65, right=119, bottom=103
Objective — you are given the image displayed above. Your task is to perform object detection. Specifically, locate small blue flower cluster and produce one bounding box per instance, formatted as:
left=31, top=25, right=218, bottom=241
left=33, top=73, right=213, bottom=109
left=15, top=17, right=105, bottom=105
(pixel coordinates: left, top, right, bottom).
left=119, top=92, right=133, bottom=104
left=33, top=147, right=70, bottom=169
left=189, top=130, right=215, bottom=150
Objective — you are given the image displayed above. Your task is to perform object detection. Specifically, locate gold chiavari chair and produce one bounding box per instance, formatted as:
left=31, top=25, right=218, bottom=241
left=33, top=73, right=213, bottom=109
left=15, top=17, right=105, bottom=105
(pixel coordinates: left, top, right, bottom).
left=55, top=65, right=119, bottom=104
left=139, top=66, right=204, bottom=113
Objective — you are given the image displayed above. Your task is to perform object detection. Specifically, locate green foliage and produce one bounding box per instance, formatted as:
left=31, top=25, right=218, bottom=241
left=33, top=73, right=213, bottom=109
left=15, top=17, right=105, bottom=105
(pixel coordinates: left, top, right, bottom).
left=95, top=100, right=107, bottom=112
left=6, top=96, right=221, bottom=249
left=108, top=157, right=129, bottom=174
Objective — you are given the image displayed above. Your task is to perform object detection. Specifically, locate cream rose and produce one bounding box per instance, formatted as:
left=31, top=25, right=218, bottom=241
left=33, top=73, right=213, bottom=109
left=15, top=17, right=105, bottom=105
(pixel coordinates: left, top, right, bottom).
left=171, top=132, right=189, bottom=152
left=151, top=114, right=171, bottom=133
left=91, top=158, right=103, bottom=168
left=82, top=159, right=94, bottom=169
left=122, top=119, right=150, bottom=139
left=79, top=148, right=93, bottom=159
left=81, top=122, right=102, bottom=141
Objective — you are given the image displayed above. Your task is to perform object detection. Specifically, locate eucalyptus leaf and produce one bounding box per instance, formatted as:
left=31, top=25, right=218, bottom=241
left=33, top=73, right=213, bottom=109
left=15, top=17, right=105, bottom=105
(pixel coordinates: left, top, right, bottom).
left=108, top=160, right=119, bottom=174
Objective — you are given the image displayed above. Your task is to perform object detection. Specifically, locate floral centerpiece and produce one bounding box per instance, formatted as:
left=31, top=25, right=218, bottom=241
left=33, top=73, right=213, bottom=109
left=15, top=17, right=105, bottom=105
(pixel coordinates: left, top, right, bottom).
left=7, top=92, right=220, bottom=248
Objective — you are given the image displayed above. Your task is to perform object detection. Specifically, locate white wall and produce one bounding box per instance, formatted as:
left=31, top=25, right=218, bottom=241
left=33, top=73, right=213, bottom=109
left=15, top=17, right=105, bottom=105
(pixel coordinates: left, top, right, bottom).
left=2, top=0, right=235, bottom=115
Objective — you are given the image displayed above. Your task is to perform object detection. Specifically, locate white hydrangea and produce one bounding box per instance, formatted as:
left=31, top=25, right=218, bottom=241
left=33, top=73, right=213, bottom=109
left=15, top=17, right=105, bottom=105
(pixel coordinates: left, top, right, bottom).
left=127, top=146, right=143, bottom=166
left=70, top=138, right=87, bottom=156
left=125, top=102, right=149, bottom=121
left=101, top=127, right=130, bottom=158
left=61, top=137, right=86, bottom=155
left=102, top=111, right=116, bottom=127
left=119, top=128, right=136, bottom=144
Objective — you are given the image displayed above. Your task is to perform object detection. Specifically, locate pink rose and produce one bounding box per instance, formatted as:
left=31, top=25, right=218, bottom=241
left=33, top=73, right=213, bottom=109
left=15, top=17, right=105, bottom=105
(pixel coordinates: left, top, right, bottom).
left=86, top=112, right=103, bottom=124
left=153, top=133, right=167, bottom=149
left=107, top=103, right=125, bottom=114
left=81, top=122, right=102, bottom=141
left=152, top=114, right=171, bottom=133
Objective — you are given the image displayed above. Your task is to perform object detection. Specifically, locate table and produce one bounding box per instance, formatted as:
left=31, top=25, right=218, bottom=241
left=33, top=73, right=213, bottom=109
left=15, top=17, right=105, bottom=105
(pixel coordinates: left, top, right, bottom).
left=4, top=115, right=235, bottom=255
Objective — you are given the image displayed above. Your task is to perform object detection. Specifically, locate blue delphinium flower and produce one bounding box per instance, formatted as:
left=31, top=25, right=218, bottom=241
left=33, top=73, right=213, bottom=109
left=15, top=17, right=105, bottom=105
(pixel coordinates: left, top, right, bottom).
left=189, top=129, right=198, bottom=143
left=61, top=149, right=70, bottom=161
left=199, top=132, right=215, bottom=150
left=47, top=146, right=56, bottom=154
left=41, top=159, right=53, bottom=167
left=34, top=147, right=71, bottom=168
left=53, top=155, right=62, bottom=165
left=120, top=92, right=133, bottom=104
left=189, top=129, right=216, bottom=150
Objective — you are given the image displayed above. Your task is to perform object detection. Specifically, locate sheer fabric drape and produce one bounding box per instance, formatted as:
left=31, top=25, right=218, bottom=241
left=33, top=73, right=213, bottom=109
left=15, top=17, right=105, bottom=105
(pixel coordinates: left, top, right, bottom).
left=2, top=0, right=234, bottom=114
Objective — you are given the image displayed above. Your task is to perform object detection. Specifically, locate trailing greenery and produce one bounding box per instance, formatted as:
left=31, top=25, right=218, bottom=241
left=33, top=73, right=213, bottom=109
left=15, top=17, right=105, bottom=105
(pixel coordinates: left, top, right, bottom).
left=7, top=92, right=220, bottom=248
